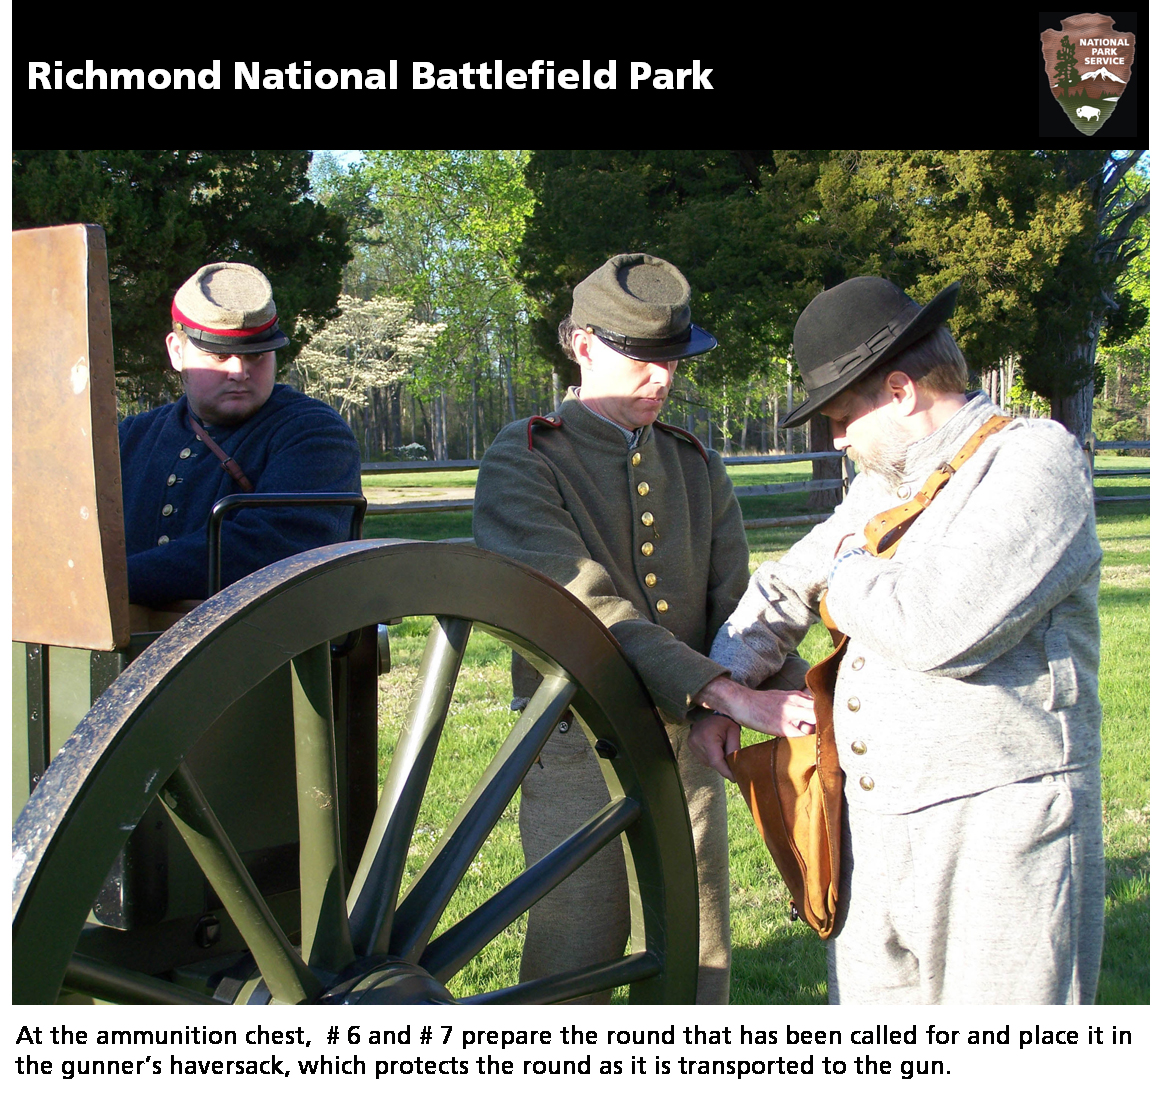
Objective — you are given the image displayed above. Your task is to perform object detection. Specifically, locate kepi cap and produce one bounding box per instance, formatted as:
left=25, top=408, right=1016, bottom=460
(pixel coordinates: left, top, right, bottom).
left=572, top=253, right=717, bottom=361
left=171, top=262, right=289, bottom=354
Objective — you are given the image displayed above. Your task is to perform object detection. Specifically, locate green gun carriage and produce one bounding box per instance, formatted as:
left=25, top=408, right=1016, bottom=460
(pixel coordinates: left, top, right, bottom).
left=11, top=225, right=699, bottom=1006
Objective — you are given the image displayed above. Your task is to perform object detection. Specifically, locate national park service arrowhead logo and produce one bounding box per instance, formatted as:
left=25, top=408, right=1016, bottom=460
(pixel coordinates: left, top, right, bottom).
left=1041, top=12, right=1136, bottom=135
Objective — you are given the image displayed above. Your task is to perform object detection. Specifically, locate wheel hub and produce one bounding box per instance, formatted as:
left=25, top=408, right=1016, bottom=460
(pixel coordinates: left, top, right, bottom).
left=323, top=958, right=456, bottom=1005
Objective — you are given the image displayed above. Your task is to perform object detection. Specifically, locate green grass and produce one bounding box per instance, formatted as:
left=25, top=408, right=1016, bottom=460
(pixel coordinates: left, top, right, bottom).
left=1093, top=505, right=1151, bottom=1004
left=361, top=469, right=479, bottom=491
left=376, top=619, right=528, bottom=993
left=371, top=474, right=1149, bottom=1004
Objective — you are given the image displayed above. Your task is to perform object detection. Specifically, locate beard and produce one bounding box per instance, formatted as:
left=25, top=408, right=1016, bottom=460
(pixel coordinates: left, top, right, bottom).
left=847, top=410, right=911, bottom=489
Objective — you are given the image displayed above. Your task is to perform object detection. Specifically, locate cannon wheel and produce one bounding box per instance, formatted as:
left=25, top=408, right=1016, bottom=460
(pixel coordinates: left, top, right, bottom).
left=12, top=541, right=698, bottom=1005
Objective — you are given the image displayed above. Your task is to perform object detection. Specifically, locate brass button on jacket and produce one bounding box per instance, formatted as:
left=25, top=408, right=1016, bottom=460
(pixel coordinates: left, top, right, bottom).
left=851, top=656, right=865, bottom=670
left=166, top=473, right=177, bottom=487
left=846, top=696, right=861, bottom=711
left=641, top=512, right=654, bottom=527
left=161, top=503, right=174, bottom=517
left=631, top=452, right=642, bottom=466
left=656, top=599, right=669, bottom=613
left=641, top=542, right=654, bottom=556
left=157, top=535, right=170, bottom=545
left=179, top=447, right=192, bottom=459
left=859, top=775, right=875, bottom=791
left=645, top=573, right=658, bottom=587
left=637, top=481, right=650, bottom=496
left=850, top=740, right=867, bottom=755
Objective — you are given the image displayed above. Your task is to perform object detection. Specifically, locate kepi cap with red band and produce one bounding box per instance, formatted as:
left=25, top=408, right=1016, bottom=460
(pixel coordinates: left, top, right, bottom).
left=171, top=262, right=289, bottom=354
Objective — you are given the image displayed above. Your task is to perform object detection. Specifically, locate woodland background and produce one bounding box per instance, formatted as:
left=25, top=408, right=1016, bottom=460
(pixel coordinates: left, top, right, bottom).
left=12, top=149, right=1149, bottom=471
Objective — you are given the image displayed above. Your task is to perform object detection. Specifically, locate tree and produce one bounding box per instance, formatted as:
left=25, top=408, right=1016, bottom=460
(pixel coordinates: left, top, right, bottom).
left=1054, top=35, right=1081, bottom=98
left=1028, top=152, right=1148, bottom=442
left=518, top=150, right=786, bottom=385
left=314, top=150, right=543, bottom=457
left=12, top=150, right=350, bottom=404
left=290, top=293, right=445, bottom=455
left=804, top=150, right=1149, bottom=442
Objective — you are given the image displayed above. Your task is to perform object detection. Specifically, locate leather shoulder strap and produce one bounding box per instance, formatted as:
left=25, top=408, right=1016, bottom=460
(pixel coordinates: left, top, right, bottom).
left=864, top=414, right=1012, bottom=559
left=187, top=414, right=255, bottom=493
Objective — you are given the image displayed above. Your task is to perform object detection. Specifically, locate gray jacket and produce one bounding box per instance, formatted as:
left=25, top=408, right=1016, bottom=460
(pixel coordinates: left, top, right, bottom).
left=710, top=393, right=1102, bottom=814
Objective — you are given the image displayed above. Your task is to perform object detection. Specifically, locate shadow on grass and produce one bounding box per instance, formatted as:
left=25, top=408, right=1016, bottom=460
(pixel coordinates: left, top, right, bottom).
left=1098, top=850, right=1151, bottom=1005
left=730, top=933, right=829, bottom=1005
left=363, top=511, right=474, bottom=542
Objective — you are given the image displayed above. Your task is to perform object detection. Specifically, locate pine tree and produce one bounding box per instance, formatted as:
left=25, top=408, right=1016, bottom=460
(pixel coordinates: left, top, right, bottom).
left=1054, top=35, right=1081, bottom=98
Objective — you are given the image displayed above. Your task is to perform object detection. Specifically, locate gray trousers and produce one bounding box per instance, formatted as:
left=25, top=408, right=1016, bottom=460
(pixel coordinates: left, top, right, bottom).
left=518, top=718, right=730, bottom=1004
left=828, top=767, right=1105, bottom=1004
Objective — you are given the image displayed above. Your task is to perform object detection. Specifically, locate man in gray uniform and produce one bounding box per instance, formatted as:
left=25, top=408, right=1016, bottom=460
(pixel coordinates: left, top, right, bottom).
left=692, top=276, right=1105, bottom=1004
left=473, top=253, right=812, bottom=1003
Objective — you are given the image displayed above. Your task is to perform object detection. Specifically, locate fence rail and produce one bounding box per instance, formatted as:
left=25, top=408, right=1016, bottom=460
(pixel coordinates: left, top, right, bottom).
left=362, top=438, right=1150, bottom=522
left=362, top=450, right=850, bottom=525
left=1091, top=439, right=1149, bottom=503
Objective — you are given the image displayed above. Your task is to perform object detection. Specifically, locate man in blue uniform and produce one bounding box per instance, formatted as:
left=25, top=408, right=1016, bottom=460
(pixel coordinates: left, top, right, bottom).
left=119, top=262, right=361, bottom=607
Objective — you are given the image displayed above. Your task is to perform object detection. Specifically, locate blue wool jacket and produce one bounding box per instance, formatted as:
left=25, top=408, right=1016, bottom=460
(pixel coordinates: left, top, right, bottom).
left=119, top=384, right=362, bottom=606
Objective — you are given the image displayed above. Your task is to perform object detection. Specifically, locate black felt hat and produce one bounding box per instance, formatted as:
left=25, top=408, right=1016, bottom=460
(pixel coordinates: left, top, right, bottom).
left=781, top=276, right=961, bottom=428
left=571, top=253, right=718, bottom=361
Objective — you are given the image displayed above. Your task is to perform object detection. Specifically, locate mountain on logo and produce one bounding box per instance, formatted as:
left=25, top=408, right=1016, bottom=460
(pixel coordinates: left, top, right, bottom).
left=1081, top=68, right=1127, bottom=84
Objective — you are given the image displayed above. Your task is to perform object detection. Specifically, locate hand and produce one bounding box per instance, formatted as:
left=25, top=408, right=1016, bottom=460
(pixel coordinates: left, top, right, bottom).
left=695, top=675, right=815, bottom=738
left=687, top=714, right=742, bottom=782
left=736, top=687, right=816, bottom=737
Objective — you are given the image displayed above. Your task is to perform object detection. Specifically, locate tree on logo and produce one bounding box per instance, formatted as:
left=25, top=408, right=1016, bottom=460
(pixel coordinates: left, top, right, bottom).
left=1054, top=35, right=1081, bottom=97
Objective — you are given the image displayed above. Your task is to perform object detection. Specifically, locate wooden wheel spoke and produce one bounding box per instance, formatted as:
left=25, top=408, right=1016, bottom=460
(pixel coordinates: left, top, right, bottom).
left=419, top=795, right=641, bottom=982
left=346, top=616, right=472, bottom=957
left=291, top=642, right=354, bottom=973
left=389, top=671, right=578, bottom=961
left=159, top=763, right=323, bottom=1003
left=460, top=952, right=662, bottom=1005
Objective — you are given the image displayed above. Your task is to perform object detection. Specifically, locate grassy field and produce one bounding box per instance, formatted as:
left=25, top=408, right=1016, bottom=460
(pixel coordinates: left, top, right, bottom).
left=368, top=458, right=1149, bottom=1004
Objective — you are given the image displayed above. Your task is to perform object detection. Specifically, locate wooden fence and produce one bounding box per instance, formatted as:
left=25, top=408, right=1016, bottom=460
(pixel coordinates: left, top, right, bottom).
left=1091, top=439, right=1150, bottom=503
left=361, top=451, right=851, bottom=530
left=361, top=434, right=1149, bottom=533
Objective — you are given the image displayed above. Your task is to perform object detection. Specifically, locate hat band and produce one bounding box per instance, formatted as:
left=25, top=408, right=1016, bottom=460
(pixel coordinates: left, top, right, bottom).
left=177, top=320, right=282, bottom=347
left=588, top=323, right=693, bottom=353
left=805, top=303, right=921, bottom=389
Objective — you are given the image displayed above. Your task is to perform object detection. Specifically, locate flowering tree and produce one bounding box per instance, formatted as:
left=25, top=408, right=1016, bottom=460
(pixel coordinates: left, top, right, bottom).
left=291, top=293, right=444, bottom=451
